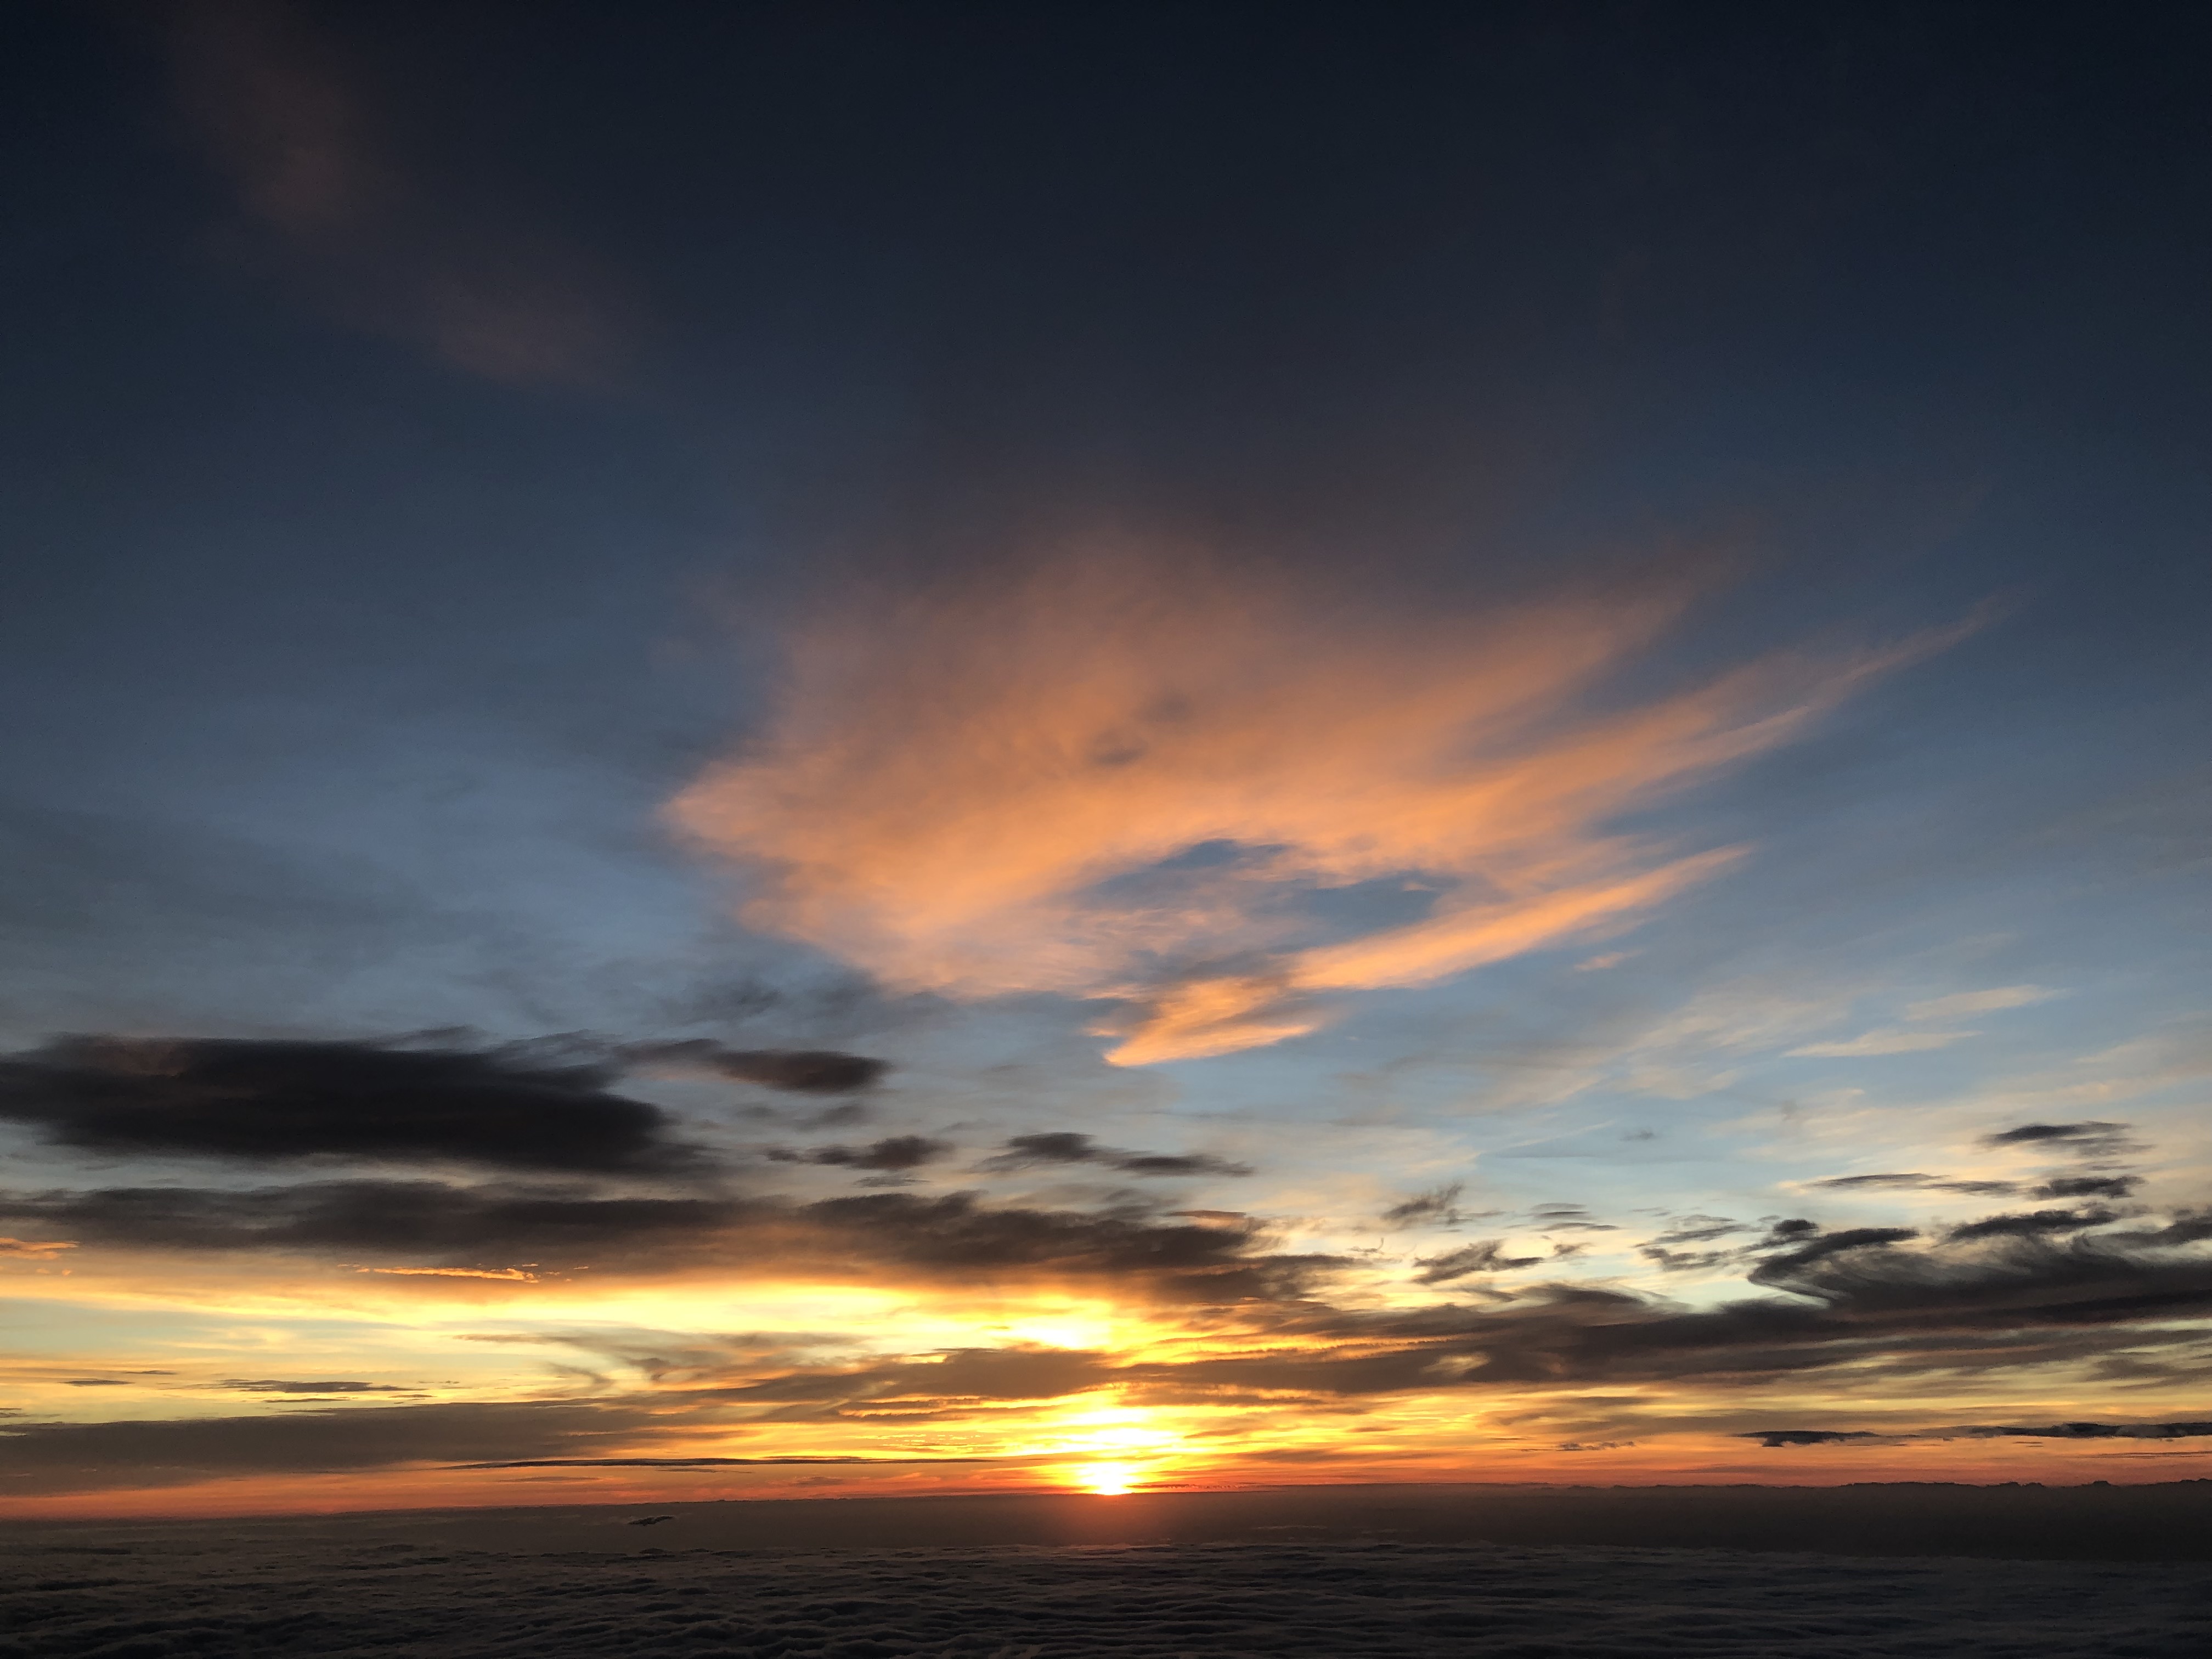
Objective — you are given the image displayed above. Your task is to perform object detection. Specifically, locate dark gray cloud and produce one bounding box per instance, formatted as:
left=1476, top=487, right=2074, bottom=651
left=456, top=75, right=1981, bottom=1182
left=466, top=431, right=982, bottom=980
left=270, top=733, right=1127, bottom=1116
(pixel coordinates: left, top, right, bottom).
left=0, top=1181, right=1330, bottom=1300
left=767, top=1136, right=950, bottom=1172
left=977, top=1132, right=1252, bottom=1179
left=0, top=1034, right=894, bottom=1179
left=698, top=1346, right=1119, bottom=1418
left=1983, top=1121, right=2141, bottom=1160
left=1379, top=1184, right=1475, bottom=1228
left=1092, top=1228, right=2212, bottom=1405
left=1745, top=1226, right=1921, bottom=1282
left=1742, top=1419, right=2212, bottom=1448
left=1811, top=1173, right=2019, bottom=1196
left=0, top=1037, right=697, bottom=1174
left=459, top=1454, right=1003, bottom=1469
left=1959, top=1420, right=2212, bottom=1441
left=1412, top=1241, right=1544, bottom=1284
left=0, top=1400, right=658, bottom=1495
left=2032, top=1176, right=2141, bottom=1200
left=626, top=1042, right=887, bottom=1094
left=1946, top=1208, right=2120, bottom=1242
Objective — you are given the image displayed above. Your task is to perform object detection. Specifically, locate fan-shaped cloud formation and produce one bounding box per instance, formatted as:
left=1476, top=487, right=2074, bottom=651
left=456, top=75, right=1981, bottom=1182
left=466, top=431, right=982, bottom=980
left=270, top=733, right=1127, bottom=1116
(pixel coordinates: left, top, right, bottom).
left=672, top=556, right=1954, bottom=1062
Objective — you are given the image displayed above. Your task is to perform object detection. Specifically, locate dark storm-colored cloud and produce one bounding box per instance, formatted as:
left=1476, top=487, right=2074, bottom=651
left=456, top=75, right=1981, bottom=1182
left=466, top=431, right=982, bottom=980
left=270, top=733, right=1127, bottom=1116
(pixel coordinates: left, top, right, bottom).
left=0, top=1180, right=738, bottom=1263
left=1983, top=1122, right=2140, bottom=1160
left=1099, top=1228, right=2212, bottom=1404
left=2032, top=1176, right=2141, bottom=1200
left=1947, top=1208, right=2120, bottom=1242
left=1745, top=1226, right=1921, bottom=1282
left=767, top=1136, right=950, bottom=1171
left=1380, top=1184, right=1476, bottom=1228
left=627, top=1042, right=887, bottom=1094
left=1960, top=1420, right=2212, bottom=1441
left=1810, top=1173, right=2019, bottom=1196
left=457, top=1454, right=1003, bottom=1469
left=0, top=1034, right=895, bottom=1175
left=1740, top=1419, right=2212, bottom=1448
left=1741, top=1430, right=1885, bottom=1447
left=703, top=1346, right=1119, bottom=1416
left=977, top=1132, right=1252, bottom=1178
left=1412, top=1241, right=1545, bottom=1284
left=0, top=1400, right=659, bottom=1495
left=0, top=1037, right=698, bottom=1174
left=0, top=1181, right=1330, bottom=1300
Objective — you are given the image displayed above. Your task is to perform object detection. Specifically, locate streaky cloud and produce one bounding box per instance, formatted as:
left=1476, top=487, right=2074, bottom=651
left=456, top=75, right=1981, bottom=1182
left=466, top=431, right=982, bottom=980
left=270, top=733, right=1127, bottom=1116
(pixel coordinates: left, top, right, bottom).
left=670, top=554, right=1967, bottom=1063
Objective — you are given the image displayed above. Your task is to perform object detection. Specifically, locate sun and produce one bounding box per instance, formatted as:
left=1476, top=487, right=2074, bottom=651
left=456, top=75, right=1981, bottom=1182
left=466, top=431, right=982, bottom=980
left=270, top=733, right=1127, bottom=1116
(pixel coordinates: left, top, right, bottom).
left=1075, top=1460, right=1138, bottom=1496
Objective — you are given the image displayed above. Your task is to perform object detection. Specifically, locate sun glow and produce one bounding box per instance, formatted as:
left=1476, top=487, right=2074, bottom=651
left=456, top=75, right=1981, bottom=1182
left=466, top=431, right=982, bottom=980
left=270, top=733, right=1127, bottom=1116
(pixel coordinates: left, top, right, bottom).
left=1074, top=1460, right=1139, bottom=1496
left=1044, top=1404, right=1184, bottom=1494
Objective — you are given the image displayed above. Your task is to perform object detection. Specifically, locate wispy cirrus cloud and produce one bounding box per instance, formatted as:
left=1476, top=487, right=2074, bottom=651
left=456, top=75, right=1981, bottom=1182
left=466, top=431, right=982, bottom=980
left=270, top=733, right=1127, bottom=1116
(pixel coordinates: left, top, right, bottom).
left=1786, top=1028, right=1980, bottom=1057
left=670, top=554, right=1959, bottom=1063
left=166, top=0, right=623, bottom=384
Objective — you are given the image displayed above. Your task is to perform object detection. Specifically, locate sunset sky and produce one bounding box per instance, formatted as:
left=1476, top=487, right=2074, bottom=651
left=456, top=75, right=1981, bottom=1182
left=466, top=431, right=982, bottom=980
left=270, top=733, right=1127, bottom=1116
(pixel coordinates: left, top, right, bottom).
left=2, top=2, right=2207, bottom=1517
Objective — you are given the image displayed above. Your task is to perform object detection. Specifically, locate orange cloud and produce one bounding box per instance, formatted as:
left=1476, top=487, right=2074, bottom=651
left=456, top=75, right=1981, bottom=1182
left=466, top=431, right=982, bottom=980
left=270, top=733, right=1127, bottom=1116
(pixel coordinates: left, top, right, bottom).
left=672, top=552, right=1952, bottom=1062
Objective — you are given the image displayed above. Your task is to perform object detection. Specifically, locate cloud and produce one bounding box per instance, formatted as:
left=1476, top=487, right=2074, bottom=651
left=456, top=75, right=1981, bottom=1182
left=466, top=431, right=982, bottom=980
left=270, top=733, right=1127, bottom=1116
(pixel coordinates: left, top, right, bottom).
left=458, top=1454, right=1003, bottom=1470
left=670, top=554, right=1957, bottom=1063
left=1905, top=986, right=2060, bottom=1021
left=1957, top=1420, right=2212, bottom=1441
left=1380, top=1184, right=1472, bottom=1229
left=0, top=1180, right=1330, bottom=1301
left=1984, top=1121, right=2139, bottom=1157
left=165, top=0, right=621, bottom=383
left=1946, top=1208, right=2120, bottom=1242
left=1747, top=1226, right=1921, bottom=1282
left=1786, top=1029, right=1979, bottom=1057
left=626, top=1042, right=888, bottom=1094
left=1412, top=1240, right=1545, bottom=1284
left=0, top=1235, right=73, bottom=1260
left=2032, top=1176, right=2141, bottom=1200
left=1527, top=1204, right=1617, bottom=1233
left=975, top=1132, right=1252, bottom=1178
left=0, top=1400, right=659, bottom=1495
left=1645, top=1216, right=1746, bottom=1245
left=0, top=1036, right=704, bottom=1174
left=220, top=1380, right=407, bottom=1394
left=1810, top=1173, right=2020, bottom=1196
left=767, top=1136, right=951, bottom=1172
left=1742, top=1419, right=2212, bottom=1448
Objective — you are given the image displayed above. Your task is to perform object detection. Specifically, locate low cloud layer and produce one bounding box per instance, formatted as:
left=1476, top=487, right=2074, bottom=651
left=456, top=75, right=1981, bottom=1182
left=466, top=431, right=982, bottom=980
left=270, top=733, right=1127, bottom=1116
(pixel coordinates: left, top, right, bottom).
left=1743, top=1420, right=2212, bottom=1449
left=0, top=1180, right=1325, bottom=1301
left=670, top=556, right=1954, bottom=1062
left=0, top=1036, right=887, bottom=1173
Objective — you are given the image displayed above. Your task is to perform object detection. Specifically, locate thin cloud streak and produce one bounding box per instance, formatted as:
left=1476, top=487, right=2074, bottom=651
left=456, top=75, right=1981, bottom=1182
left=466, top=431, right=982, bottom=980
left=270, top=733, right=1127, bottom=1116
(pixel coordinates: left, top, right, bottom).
left=672, top=554, right=1962, bottom=1062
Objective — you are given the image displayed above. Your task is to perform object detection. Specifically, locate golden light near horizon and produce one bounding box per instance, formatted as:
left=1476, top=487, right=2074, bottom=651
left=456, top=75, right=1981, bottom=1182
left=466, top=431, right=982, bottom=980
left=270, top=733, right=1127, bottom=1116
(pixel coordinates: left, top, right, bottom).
left=1074, top=1461, right=1139, bottom=1496
left=1043, top=1405, right=1185, bottom=1496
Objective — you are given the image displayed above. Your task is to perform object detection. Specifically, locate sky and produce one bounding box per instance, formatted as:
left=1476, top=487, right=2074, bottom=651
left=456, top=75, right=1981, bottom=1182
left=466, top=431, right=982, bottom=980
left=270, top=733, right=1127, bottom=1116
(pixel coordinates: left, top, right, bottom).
left=1, top=0, right=2207, bottom=1517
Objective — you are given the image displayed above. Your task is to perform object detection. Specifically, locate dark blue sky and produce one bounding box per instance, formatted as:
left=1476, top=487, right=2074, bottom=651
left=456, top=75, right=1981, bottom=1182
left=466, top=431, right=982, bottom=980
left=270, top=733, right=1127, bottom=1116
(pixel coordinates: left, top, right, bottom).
left=4, top=3, right=2201, bottom=1052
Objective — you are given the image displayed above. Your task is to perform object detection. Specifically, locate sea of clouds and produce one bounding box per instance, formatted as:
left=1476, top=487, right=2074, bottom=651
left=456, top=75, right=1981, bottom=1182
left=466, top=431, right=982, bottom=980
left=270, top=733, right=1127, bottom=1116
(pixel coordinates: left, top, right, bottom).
left=8, top=1521, right=2209, bottom=1657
